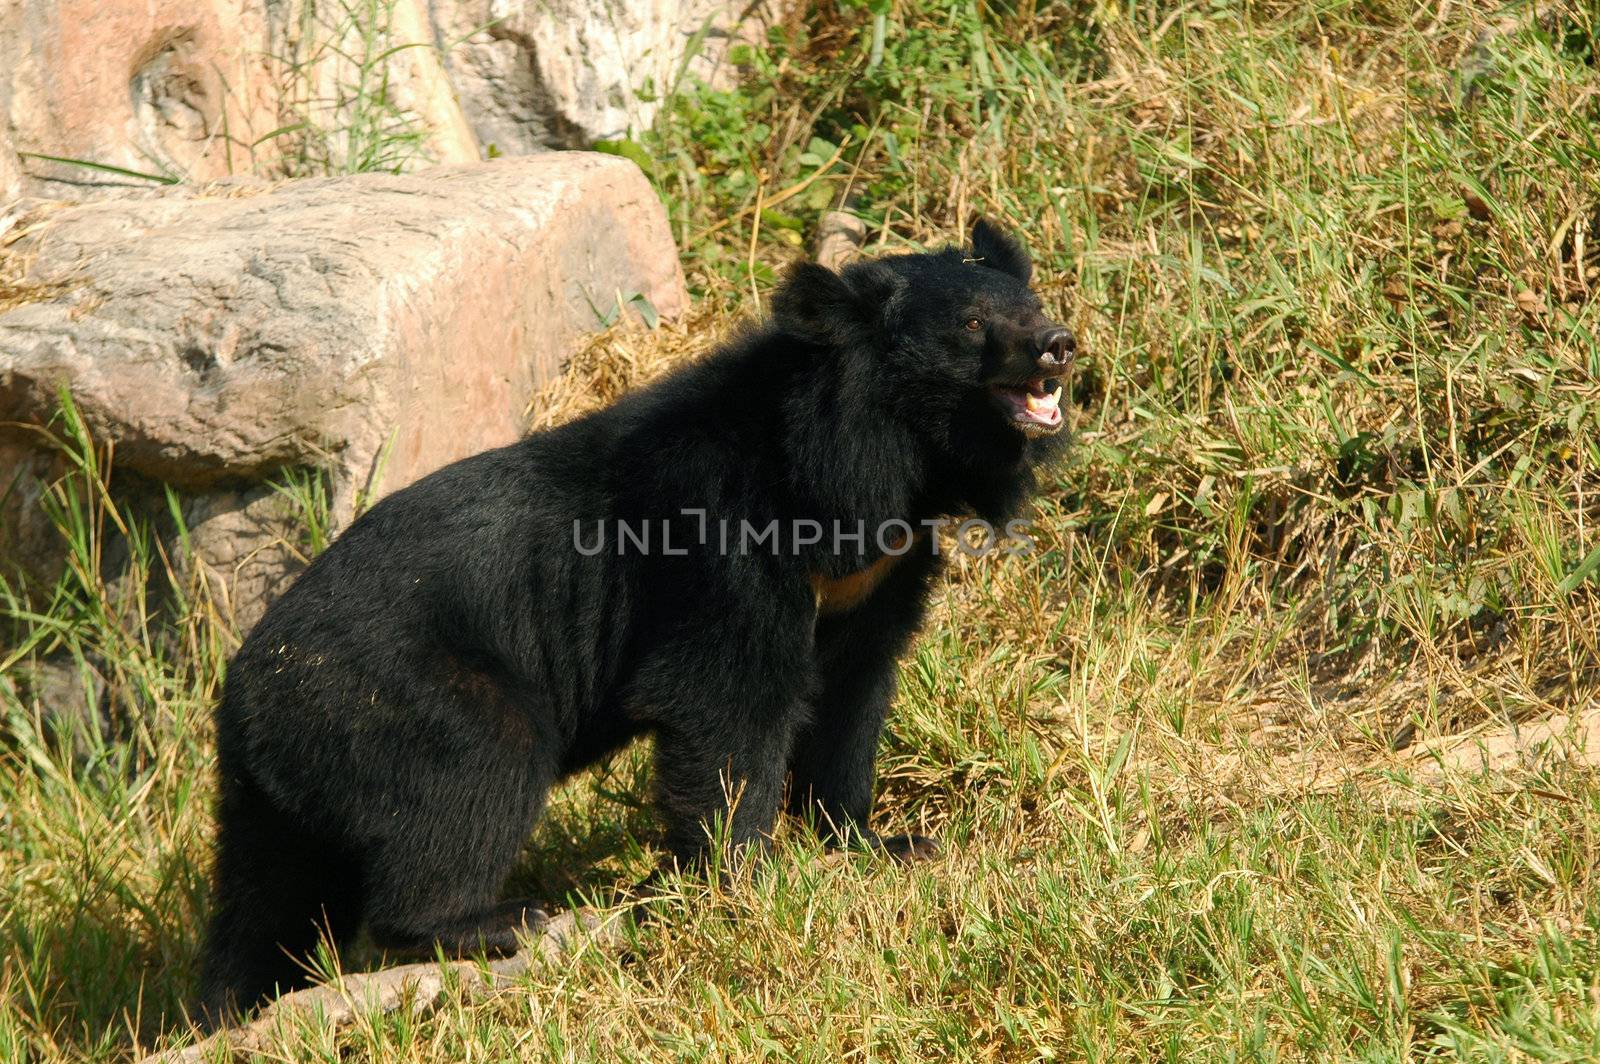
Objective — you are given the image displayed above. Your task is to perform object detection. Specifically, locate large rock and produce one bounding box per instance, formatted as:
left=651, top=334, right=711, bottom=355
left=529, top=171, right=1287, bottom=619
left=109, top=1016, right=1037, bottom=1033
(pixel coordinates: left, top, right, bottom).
left=1, top=0, right=280, bottom=195
left=428, top=0, right=790, bottom=154
left=0, top=153, right=685, bottom=626
left=0, top=0, right=789, bottom=202
left=0, top=0, right=480, bottom=200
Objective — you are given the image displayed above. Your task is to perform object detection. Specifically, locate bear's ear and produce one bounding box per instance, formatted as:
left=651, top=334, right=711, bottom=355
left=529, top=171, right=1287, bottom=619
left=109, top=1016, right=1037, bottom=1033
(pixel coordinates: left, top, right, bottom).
left=839, top=260, right=904, bottom=309
left=970, top=217, right=1032, bottom=284
left=771, top=262, right=855, bottom=337
left=772, top=260, right=902, bottom=340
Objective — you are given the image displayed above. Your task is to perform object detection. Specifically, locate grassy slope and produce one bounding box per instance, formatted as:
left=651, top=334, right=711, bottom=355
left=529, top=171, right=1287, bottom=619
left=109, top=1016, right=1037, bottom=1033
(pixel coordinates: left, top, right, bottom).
left=4, top=1, right=1600, bottom=1060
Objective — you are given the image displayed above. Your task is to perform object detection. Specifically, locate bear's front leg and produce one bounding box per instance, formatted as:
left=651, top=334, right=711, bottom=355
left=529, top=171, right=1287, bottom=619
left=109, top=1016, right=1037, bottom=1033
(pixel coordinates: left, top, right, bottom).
left=788, top=547, right=942, bottom=863
left=787, top=654, right=940, bottom=864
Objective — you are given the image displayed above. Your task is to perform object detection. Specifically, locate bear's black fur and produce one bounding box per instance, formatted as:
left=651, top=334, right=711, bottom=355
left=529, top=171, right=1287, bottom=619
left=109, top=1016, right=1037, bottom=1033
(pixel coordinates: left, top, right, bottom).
left=199, top=219, right=1075, bottom=1021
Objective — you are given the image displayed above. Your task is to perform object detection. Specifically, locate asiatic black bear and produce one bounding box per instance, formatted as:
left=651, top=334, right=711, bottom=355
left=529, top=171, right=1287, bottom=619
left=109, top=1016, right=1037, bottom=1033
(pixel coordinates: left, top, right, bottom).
left=200, top=219, right=1074, bottom=1020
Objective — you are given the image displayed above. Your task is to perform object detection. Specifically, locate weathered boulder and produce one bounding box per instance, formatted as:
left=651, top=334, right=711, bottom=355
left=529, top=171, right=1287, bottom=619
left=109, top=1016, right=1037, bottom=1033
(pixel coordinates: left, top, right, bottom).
left=0, top=153, right=685, bottom=627
left=0, top=0, right=480, bottom=200
left=0, top=0, right=790, bottom=202
left=428, top=0, right=791, bottom=154
left=1, top=0, right=280, bottom=195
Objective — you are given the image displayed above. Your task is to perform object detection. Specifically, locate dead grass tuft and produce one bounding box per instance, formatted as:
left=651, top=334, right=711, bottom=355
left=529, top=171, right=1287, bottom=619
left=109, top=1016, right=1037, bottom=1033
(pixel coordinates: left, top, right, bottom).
left=525, top=303, right=733, bottom=430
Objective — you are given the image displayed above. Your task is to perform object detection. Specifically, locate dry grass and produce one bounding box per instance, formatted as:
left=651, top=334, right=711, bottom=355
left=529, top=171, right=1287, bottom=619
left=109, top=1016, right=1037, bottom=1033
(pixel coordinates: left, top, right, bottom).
left=0, top=203, right=78, bottom=315
left=525, top=308, right=726, bottom=431
left=5, top=1, right=1600, bottom=1061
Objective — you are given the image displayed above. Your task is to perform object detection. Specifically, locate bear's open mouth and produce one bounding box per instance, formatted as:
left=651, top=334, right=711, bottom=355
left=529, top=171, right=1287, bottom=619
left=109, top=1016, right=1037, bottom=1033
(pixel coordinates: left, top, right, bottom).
left=991, top=377, right=1064, bottom=435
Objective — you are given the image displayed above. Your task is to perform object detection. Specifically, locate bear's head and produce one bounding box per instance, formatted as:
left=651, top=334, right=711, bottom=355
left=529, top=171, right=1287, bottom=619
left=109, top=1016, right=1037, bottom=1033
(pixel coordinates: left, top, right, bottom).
left=772, top=219, right=1075, bottom=458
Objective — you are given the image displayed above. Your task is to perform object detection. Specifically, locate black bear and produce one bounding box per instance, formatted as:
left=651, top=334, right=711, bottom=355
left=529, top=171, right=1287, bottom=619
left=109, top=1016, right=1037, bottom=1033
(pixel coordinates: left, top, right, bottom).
left=199, top=219, right=1074, bottom=1021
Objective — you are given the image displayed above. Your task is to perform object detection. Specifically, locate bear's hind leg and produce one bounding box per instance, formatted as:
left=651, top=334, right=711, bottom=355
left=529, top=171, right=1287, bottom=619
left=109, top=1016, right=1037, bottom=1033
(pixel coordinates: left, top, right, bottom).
left=360, top=756, right=553, bottom=961
left=198, top=777, right=364, bottom=1028
left=652, top=711, right=803, bottom=868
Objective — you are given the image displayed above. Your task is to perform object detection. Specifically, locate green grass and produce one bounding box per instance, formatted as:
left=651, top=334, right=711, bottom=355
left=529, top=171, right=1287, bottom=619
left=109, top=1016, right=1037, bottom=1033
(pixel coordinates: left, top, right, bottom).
left=262, top=0, right=435, bottom=177
left=4, top=0, right=1600, bottom=1060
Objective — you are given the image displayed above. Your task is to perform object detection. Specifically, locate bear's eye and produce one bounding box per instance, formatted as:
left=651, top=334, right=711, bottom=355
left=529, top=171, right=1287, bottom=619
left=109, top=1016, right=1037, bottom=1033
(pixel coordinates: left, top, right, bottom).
left=964, top=318, right=983, bottom=332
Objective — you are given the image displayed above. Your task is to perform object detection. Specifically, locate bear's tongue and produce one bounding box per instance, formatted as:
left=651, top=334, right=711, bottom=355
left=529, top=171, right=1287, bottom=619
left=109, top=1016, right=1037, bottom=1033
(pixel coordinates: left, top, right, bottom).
left=1023, top=380, right=1060, bottom=420
left=999, top=377, right=1063, bottom=426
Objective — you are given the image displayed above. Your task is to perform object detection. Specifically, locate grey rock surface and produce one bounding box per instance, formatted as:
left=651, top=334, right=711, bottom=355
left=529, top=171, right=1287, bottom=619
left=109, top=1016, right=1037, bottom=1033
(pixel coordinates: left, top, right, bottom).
left=0, top=153, right=685, bottom=628
left=429, top=0, right=791, bottom=154
left=0, top=134, right=20, bottom=203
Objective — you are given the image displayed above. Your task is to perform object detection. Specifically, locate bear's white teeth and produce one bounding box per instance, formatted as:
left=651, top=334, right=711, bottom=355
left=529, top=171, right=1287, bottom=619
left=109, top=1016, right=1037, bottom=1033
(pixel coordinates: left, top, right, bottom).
left=994, top=379, right=1064, bottom=432
left=1024, top=387, right=1061, bottom=417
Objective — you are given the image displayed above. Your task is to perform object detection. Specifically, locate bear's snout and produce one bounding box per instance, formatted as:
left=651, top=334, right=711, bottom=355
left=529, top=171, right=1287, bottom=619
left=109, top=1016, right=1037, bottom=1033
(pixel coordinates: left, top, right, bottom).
left=1035, top=327, right=1075, bottom=371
